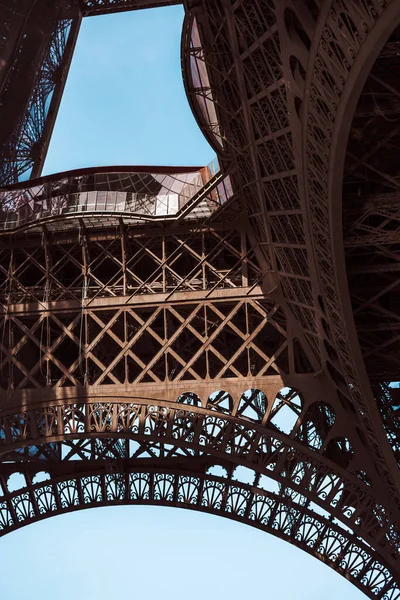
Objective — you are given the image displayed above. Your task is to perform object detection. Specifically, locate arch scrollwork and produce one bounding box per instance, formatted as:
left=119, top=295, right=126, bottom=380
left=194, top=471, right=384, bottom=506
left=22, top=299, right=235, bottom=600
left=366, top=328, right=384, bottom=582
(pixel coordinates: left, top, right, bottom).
left=0, top=466, right=397, bottom=599
left=0, top=388, right=398, bottom=598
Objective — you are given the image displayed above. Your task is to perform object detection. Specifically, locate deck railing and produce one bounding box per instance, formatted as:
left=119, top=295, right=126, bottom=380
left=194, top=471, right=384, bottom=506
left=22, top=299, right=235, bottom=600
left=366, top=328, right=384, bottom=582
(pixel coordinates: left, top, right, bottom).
left=0, top=160, right=232, bottom=230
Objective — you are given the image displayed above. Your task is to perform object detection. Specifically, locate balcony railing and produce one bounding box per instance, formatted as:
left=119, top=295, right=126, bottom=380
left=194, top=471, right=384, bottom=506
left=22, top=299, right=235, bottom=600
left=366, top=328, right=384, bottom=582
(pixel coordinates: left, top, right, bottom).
left=0, top=161, right=232, bottom=231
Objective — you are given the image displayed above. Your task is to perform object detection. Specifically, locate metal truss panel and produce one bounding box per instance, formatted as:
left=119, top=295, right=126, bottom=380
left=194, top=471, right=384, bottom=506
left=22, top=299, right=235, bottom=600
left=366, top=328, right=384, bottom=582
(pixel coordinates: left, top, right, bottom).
left=0, top=1, right=400, bottom=597
left=0, top=1, right=81, bottom=184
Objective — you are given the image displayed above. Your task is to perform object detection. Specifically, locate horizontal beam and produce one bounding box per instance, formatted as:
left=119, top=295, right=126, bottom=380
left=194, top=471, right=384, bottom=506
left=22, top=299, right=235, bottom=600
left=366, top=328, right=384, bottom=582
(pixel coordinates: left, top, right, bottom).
left=0, top=376, right=284, bottom=409
left=81, top=0, right=181, bottom=16
left=0, top=285, right=264, bottom=315
left=345, top=230, right=400, bottom=247
left=348, top=262, right=400, bottom=275
left=0, top=456, right=220, bottom=477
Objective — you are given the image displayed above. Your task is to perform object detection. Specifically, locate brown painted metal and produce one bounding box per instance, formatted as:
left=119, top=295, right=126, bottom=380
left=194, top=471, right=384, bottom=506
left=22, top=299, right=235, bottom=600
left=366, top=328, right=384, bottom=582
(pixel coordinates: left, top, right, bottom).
left=81, top=0, right=182, bottom=16
left=0, top=1, right=400, bottom=598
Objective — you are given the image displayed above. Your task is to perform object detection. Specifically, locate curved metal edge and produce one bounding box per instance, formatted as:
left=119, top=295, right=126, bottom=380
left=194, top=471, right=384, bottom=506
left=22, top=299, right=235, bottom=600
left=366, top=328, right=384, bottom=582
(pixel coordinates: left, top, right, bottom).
left=328, top=4, right=400, bottom=489
left=1, top=467, right=398, bottom=599
left=0, top=210, right=182, bottom=235
left=0, top=393, right=371, bottom=488
left=180, top=10, right=228, bottom=160
left=303, top=0, right=400, bottom=502
left=0, top=165, right=204, bottom=192
left=0, top=396, right=397, bottom=560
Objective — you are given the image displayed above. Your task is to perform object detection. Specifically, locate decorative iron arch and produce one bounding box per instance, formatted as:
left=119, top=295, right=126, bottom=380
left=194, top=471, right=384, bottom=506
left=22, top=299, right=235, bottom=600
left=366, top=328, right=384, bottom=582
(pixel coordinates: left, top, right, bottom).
left=0, top=466, right=397, bottom=599
left=0, top=389, right=398, bottom=598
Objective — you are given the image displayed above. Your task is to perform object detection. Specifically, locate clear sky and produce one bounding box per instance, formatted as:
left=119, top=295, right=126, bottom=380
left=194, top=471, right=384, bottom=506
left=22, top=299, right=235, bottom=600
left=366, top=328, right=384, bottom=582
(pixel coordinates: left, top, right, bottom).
left=0, top=6, right=366, bottom=600
left=43, top=5, right=213, bottom=174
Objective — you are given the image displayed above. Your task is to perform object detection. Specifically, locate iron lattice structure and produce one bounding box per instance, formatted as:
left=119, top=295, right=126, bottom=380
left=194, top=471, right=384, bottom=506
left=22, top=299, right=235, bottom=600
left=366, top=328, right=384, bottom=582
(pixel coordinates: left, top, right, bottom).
left=1, top=0, right=400, bottom=597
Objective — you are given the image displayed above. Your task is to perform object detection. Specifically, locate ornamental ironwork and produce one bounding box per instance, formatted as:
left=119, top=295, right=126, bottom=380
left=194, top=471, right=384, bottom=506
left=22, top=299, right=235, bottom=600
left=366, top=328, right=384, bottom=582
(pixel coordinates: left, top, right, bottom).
left=0, top=1, right=400, bottom=598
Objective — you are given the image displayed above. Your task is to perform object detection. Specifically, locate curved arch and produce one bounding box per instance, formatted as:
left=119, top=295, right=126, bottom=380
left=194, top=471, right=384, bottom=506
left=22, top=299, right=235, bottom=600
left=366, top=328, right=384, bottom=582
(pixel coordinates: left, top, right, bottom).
left=328, top=2, right=400, bottom=480
left=330, top=4, right=400, bottom=390
left=304, top=0, right=400, bottom=499
left=181, top=12, right=226, bottom=155
left=0, top=466, right=396, bottom=599
left=0, top=395, right=397, bottom=560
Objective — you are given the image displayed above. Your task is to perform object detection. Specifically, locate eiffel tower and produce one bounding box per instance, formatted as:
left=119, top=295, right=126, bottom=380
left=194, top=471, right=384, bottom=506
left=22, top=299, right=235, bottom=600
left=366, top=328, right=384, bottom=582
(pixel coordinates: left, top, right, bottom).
left=0, top=1, right=400, bottom=597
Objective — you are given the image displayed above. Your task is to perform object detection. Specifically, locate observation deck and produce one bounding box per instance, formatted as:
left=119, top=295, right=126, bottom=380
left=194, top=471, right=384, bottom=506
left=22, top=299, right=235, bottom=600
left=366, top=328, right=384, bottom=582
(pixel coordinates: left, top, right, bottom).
left=0, top=162, right=232, bottom=233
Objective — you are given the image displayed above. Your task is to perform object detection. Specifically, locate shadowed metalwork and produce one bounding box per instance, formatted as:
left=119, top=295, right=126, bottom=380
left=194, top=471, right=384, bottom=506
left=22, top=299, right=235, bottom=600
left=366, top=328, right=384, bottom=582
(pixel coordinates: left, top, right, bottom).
left=0, top=1, right=400, bottom=598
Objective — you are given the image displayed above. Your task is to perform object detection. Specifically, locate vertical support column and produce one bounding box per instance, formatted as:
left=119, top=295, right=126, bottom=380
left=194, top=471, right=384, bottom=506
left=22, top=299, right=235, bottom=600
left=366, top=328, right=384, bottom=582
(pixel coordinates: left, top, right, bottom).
left=0, top=0, right=62, bottom=152
left=241, top=230, right=248, bottom=288
left=162, top=235, right=166, bottom=293
left=42, top=227, right=52, bottom=385
left=120, top=220, right=127, bottom=296
left=0, top=0, right=81, bottom=184
left=202, top=230, right=206, bottom=289
left=31, top=12, right=82, bottom=178
left=0, top=0, right=33, bottom=93
left=80, top=221, right=89, bottom=385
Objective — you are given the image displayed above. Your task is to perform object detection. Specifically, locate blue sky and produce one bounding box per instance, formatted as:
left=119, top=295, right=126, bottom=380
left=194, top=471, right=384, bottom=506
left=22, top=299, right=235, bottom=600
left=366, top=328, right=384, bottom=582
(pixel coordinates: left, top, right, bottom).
left=43, top=5, right=213, bottom=174
left=1, top=6, right=366, bottom=599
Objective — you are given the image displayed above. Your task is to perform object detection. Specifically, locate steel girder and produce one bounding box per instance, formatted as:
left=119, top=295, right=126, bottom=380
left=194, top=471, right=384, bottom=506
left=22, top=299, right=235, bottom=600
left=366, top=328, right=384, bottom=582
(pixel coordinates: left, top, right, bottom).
left=0, top=0, right=180, bottom=183
left=81, top=0, right=181, bottom=16
left=0, top=393, right=399, bottom=598
left=0, top=0, right=81, bottom=183
left=182, top=0, right=400, bottom=501
left=0, top=0, right=400, bottom=598
left=0, top=209, right=397, bottom=598
left=341, top=27, right=400, bottom=469
left=180, top=1, right=400, bottom=594
left=2, top=464, right=395, bottom=598
left=0, top=220, right=304, bottom=390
